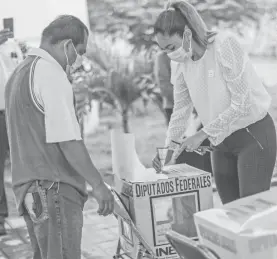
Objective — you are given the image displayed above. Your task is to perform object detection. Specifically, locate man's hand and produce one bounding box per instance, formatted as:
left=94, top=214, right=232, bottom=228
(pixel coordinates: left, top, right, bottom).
left=173, top=130, right=208, bottom=159
left=92, top=182, right=114, bottom=216
left=0, top=29, right=12, bottom=45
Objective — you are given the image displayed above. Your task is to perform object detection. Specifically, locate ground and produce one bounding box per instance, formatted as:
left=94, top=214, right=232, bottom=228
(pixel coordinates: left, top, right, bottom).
left=1, top=57, right=277, bottom=258
left=0, top=176, right=223, bottom=259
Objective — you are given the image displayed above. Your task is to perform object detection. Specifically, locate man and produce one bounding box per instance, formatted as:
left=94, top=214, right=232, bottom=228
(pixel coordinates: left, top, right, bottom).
left=0, top=28, right=18, bottom=235
left=154, top=51, right=174, bottom=125
left=5, top=15, right=114, bottom=259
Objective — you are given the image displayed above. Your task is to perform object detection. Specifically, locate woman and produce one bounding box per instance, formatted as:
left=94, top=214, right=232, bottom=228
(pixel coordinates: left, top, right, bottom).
left=155, top=49, right=212, bottom=172
left=152, top=1, right=276, bottom=204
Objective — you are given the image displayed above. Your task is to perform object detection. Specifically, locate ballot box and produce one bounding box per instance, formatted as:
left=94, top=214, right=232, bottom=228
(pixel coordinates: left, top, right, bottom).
left=194, top=188, right=277, bottom=259
left=115, top=164, right=213, bottom=259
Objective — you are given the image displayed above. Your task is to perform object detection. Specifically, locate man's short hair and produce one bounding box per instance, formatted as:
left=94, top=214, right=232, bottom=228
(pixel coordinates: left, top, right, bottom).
left=41, top=15, right=89, bottom=46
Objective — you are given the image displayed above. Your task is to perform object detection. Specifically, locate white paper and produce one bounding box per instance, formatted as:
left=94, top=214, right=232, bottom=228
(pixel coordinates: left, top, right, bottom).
left=83, top=101, right=100, bottom=135
left=111, top=129, right=173, bottom=183
left=111, top=129, right=168, bottom=182
left=111, top=129, right=143, bottom=180
left=157, top=148, right=168, bottom=167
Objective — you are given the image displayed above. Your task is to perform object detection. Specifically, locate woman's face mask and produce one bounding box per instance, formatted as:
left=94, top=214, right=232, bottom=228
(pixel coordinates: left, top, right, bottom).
left=64, top=40, right=83, bottom=75
left=167, top=28, right=192, bottom=63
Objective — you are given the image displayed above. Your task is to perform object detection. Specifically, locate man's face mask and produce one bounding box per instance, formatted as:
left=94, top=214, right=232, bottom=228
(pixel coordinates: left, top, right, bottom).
left=64, top=40, right=83, bottom=75
left=167, top=27, right=192, bottom=63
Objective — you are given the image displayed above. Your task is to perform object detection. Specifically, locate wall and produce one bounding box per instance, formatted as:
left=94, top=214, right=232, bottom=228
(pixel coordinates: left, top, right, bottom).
left=0, top=0, right=90, bottom=46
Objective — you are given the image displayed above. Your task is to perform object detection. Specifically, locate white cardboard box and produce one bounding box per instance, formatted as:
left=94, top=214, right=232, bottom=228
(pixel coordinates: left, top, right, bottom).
left=115, top=164, right=213, bottom=259
left=194, top=188, right=277, bottom=259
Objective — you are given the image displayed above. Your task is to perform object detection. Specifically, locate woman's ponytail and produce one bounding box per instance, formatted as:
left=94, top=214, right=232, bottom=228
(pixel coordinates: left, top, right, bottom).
left=170, top=1, right=217, bottom=46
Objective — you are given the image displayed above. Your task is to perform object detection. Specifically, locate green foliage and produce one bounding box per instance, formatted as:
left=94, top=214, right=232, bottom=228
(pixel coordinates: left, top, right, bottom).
left=88, top=0, right=162, bottom=49
left=74, top=35, right=156, bottom=132
left=76, top=0, right=277, bottom=133
left=87, top=0, right=277, bottom=50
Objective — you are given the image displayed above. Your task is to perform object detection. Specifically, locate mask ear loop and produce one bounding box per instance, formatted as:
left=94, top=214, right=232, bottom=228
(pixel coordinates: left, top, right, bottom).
left=64, top=40, right=70, bottom=65
left=72, top=41, right=79, bottom=58
left=181, top=29, right=186, bottom=50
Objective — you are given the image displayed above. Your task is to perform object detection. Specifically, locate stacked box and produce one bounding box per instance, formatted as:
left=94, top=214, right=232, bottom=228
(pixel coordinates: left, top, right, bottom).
left=115, top=164, right=213, bottom=259
left=194, top=188, right=277, bottom=259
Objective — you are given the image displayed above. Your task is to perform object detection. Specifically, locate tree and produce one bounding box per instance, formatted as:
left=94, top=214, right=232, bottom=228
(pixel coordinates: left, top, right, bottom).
left=75, top=36, right=156, bottom=133
left=78, top=0, right=277, bottom=134
left=87, top=0, right=277, bottom=53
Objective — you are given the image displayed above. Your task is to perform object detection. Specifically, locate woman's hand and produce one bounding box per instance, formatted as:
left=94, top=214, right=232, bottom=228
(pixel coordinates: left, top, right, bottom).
left=173, top=130, right=209, bottom=159
left=152, top=149, right=175, bottom=172
left=152, top=153, right=161, bottom=172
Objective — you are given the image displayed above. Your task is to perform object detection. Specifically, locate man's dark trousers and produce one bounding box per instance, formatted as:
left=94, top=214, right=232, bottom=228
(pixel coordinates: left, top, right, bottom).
left=0, top=111, right=9, bottom=220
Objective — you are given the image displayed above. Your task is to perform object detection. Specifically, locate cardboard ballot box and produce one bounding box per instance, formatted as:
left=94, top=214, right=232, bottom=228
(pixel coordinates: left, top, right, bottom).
left=194, top=188, right=277, bottom=259
left=115, top=164, right=213, bottom=259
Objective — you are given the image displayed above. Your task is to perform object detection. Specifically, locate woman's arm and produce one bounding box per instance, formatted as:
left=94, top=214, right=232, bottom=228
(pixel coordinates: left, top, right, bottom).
left=165, top=70, right=193, bottom=147
left=202, top=34, right=252, bottom=145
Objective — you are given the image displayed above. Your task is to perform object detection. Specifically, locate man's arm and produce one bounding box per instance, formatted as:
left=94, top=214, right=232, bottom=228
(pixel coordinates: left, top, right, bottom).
left=58, top=140, right=104, bottom=189
left=37, top=62, right=103, bottom=187
left=35, top=61, right=113, bottom=215
left=58, top=141, right=113, bottom=216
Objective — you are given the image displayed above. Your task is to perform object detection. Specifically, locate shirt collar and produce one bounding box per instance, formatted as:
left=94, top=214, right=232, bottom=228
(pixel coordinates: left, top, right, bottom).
left=27, top=48, right=64, bottom=70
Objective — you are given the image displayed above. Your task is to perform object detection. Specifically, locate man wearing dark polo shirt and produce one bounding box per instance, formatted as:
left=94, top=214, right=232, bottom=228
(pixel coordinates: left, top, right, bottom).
left=5, top=16, right=114, bottom=258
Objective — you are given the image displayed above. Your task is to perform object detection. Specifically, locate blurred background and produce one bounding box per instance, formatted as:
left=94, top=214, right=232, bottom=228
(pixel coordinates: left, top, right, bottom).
left=1, top=0, right=277, bottom=175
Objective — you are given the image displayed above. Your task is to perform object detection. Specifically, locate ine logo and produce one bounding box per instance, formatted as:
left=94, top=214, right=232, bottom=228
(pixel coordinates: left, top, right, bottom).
left=155, top=245, right=177, bottom=257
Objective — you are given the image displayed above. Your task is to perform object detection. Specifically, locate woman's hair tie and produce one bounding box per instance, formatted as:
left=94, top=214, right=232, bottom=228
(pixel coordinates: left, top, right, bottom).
left=166, top=7, right=175, bottom=11
left=164, top=1, right=173, bottom=10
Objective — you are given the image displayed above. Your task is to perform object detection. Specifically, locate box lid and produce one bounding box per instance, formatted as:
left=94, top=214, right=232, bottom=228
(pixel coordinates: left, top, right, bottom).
left=163, top=164, right=210, bottom=177
left=194, top=188, right=277, bottom=234
left=124, top=164, right=211, bottom=184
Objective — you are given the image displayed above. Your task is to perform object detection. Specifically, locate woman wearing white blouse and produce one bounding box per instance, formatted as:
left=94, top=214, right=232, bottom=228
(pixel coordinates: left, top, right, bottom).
left=152, top=1, right=277, bottom=204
